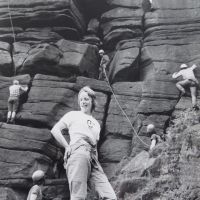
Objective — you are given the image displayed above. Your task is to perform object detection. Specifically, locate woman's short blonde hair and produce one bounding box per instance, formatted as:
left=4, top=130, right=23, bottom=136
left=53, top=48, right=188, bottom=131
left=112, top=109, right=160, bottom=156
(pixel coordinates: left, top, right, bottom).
left=78, top=86, right=97, bottom=111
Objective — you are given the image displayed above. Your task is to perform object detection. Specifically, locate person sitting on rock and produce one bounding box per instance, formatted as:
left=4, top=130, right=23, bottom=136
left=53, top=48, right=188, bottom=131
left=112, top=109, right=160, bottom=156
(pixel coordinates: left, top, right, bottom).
left=172, top=63, right=199, bottom=110
left=27, top=170, right=45, bottom=200
left=98, top=49, right=110, bottom=81
left=147, top=124, right=162, bottom=150
left=7, top=80, right=28, bottom=124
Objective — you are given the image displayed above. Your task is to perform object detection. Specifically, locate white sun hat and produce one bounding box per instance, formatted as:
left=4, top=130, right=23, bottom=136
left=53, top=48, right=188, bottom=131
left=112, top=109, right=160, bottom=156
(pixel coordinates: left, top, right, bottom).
left=32, top=170, right=45, bottom=182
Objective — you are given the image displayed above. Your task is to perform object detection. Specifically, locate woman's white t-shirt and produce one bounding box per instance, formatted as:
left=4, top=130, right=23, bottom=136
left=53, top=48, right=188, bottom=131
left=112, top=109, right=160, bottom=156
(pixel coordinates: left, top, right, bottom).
left=60, top=111, right=100, bottom=145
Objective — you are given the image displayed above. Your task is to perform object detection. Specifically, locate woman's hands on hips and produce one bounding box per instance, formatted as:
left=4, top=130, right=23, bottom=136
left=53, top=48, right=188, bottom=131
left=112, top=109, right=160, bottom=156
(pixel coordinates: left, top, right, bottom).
left=64, top=146, right=72, bottom=162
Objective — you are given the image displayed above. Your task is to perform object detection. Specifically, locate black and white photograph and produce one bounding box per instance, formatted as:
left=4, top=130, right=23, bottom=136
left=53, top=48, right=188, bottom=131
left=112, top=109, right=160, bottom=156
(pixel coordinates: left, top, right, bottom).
left=0, top=0, right=200, bottom=199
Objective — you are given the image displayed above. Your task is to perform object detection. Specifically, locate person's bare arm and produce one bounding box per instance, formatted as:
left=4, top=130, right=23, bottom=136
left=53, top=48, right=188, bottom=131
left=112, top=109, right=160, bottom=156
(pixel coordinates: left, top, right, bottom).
left=51, top=121, right=69, bottom=149
left=191, top=64, right=198, bottom=70
left=172, top=71, right=181, bottom=79
left=20, top=85, right=28, bottom=92
left=150, top=139, right=156, bottom=150
left=29, top=194, right=37, bottom=200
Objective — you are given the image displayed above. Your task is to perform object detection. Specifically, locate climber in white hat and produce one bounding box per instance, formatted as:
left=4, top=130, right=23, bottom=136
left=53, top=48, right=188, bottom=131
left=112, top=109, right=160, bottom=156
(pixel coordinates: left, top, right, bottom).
left=172, top=63, right=199, bottom=110
left=26, top=170, right=45, bottom=200
left=98, top=49, right=110, bottom=81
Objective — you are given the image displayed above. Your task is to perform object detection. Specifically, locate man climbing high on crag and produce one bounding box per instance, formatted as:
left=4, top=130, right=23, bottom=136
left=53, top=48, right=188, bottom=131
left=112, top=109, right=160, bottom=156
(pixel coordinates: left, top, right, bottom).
left=98, top=49, right=110, bottom=81
left=172, top=63, right=199, bottom=110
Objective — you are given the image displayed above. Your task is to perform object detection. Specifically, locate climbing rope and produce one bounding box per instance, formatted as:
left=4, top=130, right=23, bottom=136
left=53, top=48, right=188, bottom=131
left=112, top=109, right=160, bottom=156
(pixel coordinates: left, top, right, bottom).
left=7, top=0, right=17, bottom=75
left=103, top=69, right=150, bottom=147
left=7, top=0, right=16, bottom=43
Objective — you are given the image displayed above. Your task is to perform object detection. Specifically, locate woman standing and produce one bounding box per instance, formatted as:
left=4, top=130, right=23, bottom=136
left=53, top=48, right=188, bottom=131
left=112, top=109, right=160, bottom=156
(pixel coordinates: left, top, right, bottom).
left=51, top=86, right=117, bottom=200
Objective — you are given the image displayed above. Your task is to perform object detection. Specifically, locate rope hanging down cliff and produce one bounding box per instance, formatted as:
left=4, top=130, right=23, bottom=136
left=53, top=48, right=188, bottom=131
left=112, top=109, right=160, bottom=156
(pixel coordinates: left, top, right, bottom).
left=7, top=0, right=16, bottom=43
left=103, top=69, right=149, bottom=147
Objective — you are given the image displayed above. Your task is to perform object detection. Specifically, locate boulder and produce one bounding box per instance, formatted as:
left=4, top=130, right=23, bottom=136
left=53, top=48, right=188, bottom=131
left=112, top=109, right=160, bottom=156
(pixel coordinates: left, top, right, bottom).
left=0, top=41, right=12, bottom=76
left=105, top=82, right=142, bottom=138
left=99, top=136, right=132, bottom=162
left=43, top=179, right=69, bottom=200
left=142, top=0, right=200, bottom=82
left=100, top=2, right=144, bottom=49
left=0, top=123, right=57, bottom=158
left=14, top=40, right=99, bottom=78
left=18, top=74, right=108, bottom=128
left=105, top=0, right=144, bottom=8
left=0, top=188, right=19, bottom=200
left=0, top=123, right=57, bottom=180
left=0, top=0, right=86, bottom=38
left=108, top=39, right=141, bottom=82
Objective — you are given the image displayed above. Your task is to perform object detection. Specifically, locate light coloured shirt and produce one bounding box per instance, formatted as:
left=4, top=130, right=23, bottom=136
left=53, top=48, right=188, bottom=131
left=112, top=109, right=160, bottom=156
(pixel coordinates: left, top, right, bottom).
left=100, top=55, right=110, bottom=68
left=9, top=85, right=28, bottom=97
left=60, top=111, right=100, bottom=145
left=172, top=65, right=197, bottom=81
left=9, top=85, right=21, bottom=97
left=27, top=185, right=42, bottom=200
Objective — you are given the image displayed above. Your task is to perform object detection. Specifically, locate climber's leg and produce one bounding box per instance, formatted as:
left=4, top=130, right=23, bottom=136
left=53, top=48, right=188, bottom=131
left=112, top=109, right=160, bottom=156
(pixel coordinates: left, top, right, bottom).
left=190, top=86, right=199, bottom=110
left=10, top=98, right=19, bottom=124
left=7, top=98, right=13, bottom=123
left=176, top=79, right=190, bottom=94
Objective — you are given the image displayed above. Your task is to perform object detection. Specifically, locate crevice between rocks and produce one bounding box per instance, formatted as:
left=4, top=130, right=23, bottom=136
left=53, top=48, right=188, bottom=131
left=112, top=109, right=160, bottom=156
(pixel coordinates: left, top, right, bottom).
left=98, top=91, right=111, bottom=148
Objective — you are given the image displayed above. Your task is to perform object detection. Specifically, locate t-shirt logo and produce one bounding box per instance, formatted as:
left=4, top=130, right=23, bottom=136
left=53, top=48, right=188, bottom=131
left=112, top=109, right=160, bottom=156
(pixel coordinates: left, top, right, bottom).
left=87, top=119, right=94, bottom=129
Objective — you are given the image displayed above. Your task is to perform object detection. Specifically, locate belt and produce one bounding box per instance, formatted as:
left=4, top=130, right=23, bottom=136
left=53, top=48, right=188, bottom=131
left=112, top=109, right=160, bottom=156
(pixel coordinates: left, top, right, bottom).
left=70, top=139, right=97, bottom=154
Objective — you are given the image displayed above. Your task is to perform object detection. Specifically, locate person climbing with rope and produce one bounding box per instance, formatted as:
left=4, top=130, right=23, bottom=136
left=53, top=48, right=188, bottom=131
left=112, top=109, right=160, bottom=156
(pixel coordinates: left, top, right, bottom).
left=146, top=124, right=162, bottom=150
left=7, top=80, right=28, bottom=124
left=98, top=49, right=110, bottom=81
left=27, top=170, right=45, bottom=200
left=172, top=63, right=199, bottom=111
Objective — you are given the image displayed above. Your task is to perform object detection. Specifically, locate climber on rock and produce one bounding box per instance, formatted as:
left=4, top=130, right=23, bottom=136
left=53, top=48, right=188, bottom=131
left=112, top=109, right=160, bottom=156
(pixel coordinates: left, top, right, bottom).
left=7, top=79, right=28, bottom=124
left=98, top=49, right=110, bottom=81
left=27, top=170, right=45, bottom=200
left=147, top=124, right=162, bottom=150
left=51, top=86, right=117, bottom=200
left=172, top=63, right=199, bottom=110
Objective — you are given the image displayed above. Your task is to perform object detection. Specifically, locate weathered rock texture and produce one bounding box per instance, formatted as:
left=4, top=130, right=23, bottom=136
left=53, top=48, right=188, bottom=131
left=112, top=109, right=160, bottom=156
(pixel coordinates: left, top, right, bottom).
left=13, top=40, right=99, bottom=78
left=0, top=0, right=200, bottom=199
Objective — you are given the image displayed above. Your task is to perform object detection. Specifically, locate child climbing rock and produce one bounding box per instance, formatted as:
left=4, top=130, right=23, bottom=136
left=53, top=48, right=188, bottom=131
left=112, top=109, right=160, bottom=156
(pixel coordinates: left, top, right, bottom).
left=27, top=170, right=45, bottom=200
left=147, top=124, right=162, bottom=150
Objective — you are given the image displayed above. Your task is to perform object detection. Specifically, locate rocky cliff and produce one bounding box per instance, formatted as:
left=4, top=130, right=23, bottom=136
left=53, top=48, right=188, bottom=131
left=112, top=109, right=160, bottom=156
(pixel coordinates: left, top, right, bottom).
left=0, top=0, right=200, bottom=199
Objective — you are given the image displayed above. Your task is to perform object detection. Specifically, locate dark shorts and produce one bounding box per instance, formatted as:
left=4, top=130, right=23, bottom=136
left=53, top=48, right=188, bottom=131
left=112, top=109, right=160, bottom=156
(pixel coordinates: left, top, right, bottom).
left=8, top=97, right=19, bottom=112
left=188, top=79, right=198, bottom=87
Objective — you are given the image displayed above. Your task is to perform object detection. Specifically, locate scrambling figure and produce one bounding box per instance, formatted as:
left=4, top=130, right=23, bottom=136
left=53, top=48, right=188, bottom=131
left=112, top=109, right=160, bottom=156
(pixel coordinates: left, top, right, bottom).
left=98, top=49, right=110, bottom=80
left=7, top=80, right=28, bottom=123
left=27, top=170, right=45, bottom=200
left=147, top=124, right=162, bottom=150
left=51, top=86, right=117, bottom=200
left=172, top=64, right=199, bottom=110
